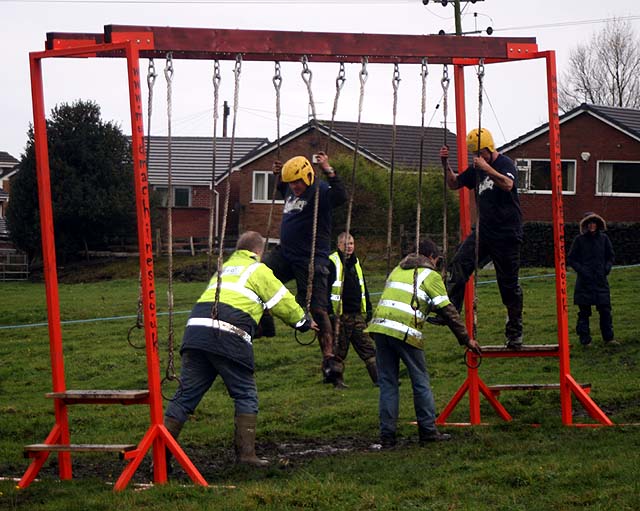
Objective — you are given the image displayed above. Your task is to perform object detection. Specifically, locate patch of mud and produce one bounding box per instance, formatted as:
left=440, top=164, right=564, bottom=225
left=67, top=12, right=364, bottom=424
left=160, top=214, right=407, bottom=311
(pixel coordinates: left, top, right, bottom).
left=2, top=436, right=384, bottom=487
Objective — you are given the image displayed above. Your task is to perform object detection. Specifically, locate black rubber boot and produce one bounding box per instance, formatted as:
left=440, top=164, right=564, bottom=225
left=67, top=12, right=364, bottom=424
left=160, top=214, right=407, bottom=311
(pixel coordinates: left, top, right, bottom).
left=234, top=414, right=270, bottom=467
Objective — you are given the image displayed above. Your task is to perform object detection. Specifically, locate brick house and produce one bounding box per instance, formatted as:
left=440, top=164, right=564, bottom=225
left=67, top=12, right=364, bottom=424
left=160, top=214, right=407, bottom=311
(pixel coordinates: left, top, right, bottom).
left=222, top=120, right=457, bottom=238
left=499, top=103, right=640, bottom=224
left=0, top=151, right=19, bottom=238
left=146, top=136, right=268, bottom=241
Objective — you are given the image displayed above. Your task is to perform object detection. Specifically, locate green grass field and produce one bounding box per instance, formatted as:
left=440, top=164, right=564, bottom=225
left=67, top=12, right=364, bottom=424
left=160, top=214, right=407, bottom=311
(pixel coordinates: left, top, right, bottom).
left=1, top=265, right=639, bottom=510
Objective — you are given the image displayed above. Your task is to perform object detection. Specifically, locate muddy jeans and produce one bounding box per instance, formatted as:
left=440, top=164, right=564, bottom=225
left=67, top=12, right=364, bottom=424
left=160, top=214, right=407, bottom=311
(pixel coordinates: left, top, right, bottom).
left=334, top=312, right=376, bottom=368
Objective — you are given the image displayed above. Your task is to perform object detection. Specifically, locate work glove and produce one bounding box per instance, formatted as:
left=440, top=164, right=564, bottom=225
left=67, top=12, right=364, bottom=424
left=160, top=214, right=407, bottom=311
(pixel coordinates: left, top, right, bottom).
left=296, top=312, right=315, bottom=333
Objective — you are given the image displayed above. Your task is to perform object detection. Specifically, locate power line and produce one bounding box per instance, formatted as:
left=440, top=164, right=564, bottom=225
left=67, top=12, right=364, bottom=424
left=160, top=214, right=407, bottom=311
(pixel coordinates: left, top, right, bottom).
left=493, top=15, right=640, bottom=33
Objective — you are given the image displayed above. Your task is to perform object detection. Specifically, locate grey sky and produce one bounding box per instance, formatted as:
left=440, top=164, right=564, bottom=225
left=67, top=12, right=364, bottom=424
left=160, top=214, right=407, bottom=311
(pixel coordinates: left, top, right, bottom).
left=1, top=0, right=638, bottom=159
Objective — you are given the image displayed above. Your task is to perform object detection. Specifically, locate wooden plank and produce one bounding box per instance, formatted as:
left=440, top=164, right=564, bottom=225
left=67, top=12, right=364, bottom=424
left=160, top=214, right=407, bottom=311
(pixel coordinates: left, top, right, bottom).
left=488, top=383, right=591, bottom=392
left=482, top=344, right=559, bottom=353
left=24, top=444, right=137, bottom=456
left=46, top=390, right=149, bottom=405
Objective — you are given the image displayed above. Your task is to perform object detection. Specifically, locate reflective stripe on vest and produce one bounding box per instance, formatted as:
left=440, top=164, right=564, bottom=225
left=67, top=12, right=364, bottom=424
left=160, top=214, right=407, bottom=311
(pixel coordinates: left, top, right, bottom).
left=369, top=317, right=422, bottom=341
left=187, top=317, right=252, bottom=344
left=329, top=252, right=367, bottom=314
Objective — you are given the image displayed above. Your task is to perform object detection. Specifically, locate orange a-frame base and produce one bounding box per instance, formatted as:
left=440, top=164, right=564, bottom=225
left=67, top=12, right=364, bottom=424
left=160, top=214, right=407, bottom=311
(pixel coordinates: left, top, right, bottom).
left=19, top=25, right=611, bottom=492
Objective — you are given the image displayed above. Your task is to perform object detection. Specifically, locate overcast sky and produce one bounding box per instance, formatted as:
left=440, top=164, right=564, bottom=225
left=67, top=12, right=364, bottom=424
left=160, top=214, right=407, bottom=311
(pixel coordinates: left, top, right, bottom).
left=1, top=0, right=639, bottom=160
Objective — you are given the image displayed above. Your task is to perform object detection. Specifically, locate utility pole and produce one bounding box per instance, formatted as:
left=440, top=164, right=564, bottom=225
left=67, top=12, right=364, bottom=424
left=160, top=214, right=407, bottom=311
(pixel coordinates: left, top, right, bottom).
left=454, top=0, right=462, bottom=35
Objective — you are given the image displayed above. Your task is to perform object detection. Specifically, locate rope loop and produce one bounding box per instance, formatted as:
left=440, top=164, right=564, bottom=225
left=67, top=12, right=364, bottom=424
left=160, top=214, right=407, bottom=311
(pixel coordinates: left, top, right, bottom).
left=294, top=329, right=318, bottom=346
left=272, top=60, right=282, bottom=91
left=359, top=57, right=369, bottom=85
left=335, top=62, right=346, bottom=91
left=147, top=58, right=157, bottom=90
left=464, top=348, right=482, bottom=369
left=164, top=52, right=174, bottom=83
left=392, top=62, right=401, bottom=93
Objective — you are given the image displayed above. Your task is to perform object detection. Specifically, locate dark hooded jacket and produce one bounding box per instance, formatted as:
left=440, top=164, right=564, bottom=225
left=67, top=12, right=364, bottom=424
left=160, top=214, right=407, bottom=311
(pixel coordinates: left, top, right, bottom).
left=567, top=213, right=614, bottom=306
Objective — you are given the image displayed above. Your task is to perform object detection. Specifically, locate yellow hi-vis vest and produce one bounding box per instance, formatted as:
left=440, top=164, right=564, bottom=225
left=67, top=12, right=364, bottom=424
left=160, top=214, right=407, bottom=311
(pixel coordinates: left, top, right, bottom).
left=197, top=249, right=306, bottom=328
left=365, top=263, right=450, bottom=350
left=329, top=251, right=367, bottom=315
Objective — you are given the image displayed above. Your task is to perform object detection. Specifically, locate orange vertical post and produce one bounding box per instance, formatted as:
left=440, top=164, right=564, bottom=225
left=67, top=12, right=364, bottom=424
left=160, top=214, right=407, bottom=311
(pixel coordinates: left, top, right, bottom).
left=21, top=53, right=72, bottom=485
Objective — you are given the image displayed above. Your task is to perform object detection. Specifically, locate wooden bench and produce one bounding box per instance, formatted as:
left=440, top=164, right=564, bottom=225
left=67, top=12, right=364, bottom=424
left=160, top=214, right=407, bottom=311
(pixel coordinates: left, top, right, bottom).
left=46, top=390, right=149, bottom=405
left=487, top=382, right=592, bottom=397
left=24, top=444, right=137, bottom=458
left=479, top=344, right=560, bottom=358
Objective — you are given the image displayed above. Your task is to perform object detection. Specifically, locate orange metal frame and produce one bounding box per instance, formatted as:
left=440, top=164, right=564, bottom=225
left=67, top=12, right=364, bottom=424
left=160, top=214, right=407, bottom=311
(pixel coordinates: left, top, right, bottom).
left=19, top=25, right=610, bottom=492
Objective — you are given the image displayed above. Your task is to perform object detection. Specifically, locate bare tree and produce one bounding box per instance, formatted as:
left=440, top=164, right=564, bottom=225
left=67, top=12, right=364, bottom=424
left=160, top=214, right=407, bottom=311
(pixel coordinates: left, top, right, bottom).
left=559, top=18, right=640, bottom=112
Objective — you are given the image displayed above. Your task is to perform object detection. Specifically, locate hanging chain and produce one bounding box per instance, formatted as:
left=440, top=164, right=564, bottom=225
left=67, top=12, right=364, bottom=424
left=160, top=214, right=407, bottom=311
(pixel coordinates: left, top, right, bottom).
left=386, top=63, right=401, bottom=275
left=473, top=58, right=485, bottom=342
left=207, top=60, right=222, bottom=277
left=324, top=62, right=346, bottom=155
left=411, top=58, right=428, bottom=327
left=162, top=53, right=179, bottom=389
left=128, top=59, right=157, bottom=349
left=440, top=64, right=451, bottom=280
left=212, top=54, right=242, bottom=323
left=262, top=61, right=283, bottom=254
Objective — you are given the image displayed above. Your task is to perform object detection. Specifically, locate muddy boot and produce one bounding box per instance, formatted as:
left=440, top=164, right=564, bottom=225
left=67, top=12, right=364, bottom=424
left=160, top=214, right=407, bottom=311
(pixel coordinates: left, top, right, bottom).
left=234, top=414, right=270, bottom=467
left=418, top=426, right=451, bottom=445
left=159, top=416, right=184, bottom=475
left=505, top=306, right=524, bottom=350
left=365, top=360, right=378, bottom=386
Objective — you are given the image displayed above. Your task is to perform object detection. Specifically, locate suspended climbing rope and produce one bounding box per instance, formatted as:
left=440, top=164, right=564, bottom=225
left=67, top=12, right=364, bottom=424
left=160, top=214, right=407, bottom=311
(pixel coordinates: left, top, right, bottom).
left=212, top=55, right=242, bottom=321
left=128, top=58, right=157, bottom=350
left=410, top=58, right=429, bottom=327
left=385, top=63, right=401, bottom=275
left=440, top=64, right=451, bottom=279
left=472, top=59, right=486, bottom=342
left=294, top=55, right=322, bottom=346
left=332, top=58, right=367, bottom=340
left=261, top=61, right=283, bottom=254
left=161, top=53, right=180, bottom=398
left=207, top=60, right=222, bottom=277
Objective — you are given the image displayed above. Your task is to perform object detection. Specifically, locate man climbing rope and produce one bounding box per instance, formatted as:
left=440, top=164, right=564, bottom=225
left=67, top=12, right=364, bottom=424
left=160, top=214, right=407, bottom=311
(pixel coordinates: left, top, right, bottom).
left=163, top=231, right=317, bottom=469
left=263, top=151, right=348, bottom=384
left=328, top=232, right=378, bottom=389
left=433, top=128, right=524, bottom=350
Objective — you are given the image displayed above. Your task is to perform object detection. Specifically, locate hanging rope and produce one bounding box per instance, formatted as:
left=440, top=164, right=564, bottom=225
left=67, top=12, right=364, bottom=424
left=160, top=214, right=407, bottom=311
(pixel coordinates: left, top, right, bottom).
left=324, top=62, right=347, bottom=155
left=262, top=61, right=283, bottom=254
left=128, top=58, right=157, bottom=350
left=207, top=60, right=221, bottom=277
left=411, top=58, right=428, bottom=327
left=333, top=58, right=366, bottom=340
left=473, top=59, right=486, bottom=342
left=212, top=54, right=242, bottom=322
left=440, top=64, right=451, bottom=280
left=386, top=63, right=401, bottom=275
left=161, top=53, right=180, bottom=398
left=296, top=55, right=321, bottom=346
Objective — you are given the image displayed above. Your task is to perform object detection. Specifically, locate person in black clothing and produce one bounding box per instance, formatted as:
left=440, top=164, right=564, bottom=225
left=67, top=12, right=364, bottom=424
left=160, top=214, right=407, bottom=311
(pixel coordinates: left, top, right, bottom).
left=263, top=151, right=348, bottom=381
left=328, top=232, right=378, bottom=388
left=434, top=128, right=524, bottom=349
left=567, top=212, right=618, bottom=346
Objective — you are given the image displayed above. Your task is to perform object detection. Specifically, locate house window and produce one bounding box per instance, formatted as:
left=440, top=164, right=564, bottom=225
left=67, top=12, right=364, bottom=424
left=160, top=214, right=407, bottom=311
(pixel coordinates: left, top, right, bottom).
left=252, top=171, right=283, bottom=203
left=596, top=161, right=640, bottom=196
left=514, top=159, right=576, bottom=194
left=154, top=186, right=191, bottom=207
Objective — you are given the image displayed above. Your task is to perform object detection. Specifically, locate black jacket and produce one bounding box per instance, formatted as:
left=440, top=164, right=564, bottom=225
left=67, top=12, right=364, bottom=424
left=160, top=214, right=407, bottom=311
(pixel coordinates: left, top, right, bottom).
left=567, top=213, right=614, bottom=306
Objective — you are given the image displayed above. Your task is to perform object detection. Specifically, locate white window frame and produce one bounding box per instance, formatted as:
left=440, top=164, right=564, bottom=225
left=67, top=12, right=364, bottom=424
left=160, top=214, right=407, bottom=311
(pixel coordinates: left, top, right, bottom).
left=252, top=171, right=284, bottom=204
left=514, top=158, right=576, bottom=195
left=153, top=185, right=192, bottom=207
left=595, top=160, right=640, bottom=197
